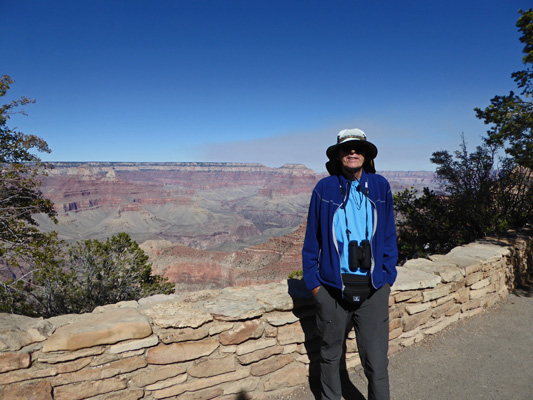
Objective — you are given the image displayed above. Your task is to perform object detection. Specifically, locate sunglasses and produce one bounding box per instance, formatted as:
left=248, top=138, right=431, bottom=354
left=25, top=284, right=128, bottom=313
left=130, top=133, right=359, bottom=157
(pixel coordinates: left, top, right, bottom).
left=339, top=143, right=366, bottom=154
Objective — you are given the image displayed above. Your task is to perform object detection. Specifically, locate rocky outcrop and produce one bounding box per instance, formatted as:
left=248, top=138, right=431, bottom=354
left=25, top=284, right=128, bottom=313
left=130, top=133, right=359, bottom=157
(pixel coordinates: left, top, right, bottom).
left=142, top=224, right=306, bottom=292
left=1, top=230, right=530, bottom=399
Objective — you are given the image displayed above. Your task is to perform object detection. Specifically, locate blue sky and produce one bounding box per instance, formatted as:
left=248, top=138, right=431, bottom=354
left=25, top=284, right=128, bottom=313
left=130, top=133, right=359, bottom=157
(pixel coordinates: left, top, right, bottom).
left=2, top=0, right=530, bottom=172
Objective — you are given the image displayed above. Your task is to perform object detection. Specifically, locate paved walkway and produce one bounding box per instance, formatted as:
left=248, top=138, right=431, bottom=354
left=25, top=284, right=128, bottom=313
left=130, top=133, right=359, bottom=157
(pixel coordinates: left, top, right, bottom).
left=277, top=289, right=533, bottom=400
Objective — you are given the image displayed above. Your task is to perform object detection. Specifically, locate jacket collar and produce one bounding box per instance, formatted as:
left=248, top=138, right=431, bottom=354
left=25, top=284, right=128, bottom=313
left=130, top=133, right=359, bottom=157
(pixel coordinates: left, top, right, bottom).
left=338, top=169, right=367, bottom=187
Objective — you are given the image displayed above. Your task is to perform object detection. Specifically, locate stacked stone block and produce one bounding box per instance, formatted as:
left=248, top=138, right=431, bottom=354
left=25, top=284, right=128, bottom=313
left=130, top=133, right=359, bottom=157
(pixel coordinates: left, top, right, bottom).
left=0, top=231, right=531, bottom=399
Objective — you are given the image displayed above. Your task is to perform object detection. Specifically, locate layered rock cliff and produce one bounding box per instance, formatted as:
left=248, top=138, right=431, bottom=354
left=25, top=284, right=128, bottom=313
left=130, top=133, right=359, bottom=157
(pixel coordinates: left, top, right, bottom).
left=141, top=224, right=306, bottom=292
left=35, top=162, right=438, bottom=291
left=35, top=162, right=321, bottom=249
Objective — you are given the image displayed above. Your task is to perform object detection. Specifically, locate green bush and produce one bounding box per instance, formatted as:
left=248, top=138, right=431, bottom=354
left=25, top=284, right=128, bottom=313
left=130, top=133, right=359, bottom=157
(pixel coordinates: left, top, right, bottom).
left=288, top=270, right=303, bottom=279
left=1, top=233, right=175, bottom=318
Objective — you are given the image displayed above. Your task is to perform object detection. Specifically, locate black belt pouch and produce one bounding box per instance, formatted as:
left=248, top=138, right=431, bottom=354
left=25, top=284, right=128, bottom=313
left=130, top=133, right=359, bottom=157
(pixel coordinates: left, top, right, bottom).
left=342, top=273, right=371, bottom=304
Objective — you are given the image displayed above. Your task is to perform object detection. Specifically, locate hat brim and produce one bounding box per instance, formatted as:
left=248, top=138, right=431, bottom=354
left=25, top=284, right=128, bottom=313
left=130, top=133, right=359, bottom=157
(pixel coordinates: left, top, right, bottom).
left=326, top=139, right=378, bottom=161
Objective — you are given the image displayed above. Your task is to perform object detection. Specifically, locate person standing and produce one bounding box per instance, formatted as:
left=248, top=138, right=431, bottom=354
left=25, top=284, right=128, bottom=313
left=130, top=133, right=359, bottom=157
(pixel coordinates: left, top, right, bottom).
left=302, top=128, right=398, bottom=400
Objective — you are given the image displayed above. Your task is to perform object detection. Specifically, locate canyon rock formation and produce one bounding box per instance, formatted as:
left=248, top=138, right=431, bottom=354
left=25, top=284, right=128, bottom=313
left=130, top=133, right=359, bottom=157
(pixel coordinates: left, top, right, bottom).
left=35, top=162, right=438, bottom=290
left=36, top=162, right=319, bottom=248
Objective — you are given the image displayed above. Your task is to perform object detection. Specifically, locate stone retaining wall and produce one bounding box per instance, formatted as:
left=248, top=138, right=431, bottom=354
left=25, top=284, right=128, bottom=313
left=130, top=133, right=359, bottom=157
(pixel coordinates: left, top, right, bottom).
left=1, top=230, right=531, bottom=400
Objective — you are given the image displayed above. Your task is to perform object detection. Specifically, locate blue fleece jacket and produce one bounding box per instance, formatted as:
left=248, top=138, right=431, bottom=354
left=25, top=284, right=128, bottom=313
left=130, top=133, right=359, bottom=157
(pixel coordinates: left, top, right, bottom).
left=302, top=171, right=398, bottom=292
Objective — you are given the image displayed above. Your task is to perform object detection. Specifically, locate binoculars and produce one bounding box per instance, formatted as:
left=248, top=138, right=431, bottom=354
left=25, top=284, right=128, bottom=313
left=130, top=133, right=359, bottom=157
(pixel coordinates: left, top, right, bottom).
left=348, top=239, right=372, bottom=271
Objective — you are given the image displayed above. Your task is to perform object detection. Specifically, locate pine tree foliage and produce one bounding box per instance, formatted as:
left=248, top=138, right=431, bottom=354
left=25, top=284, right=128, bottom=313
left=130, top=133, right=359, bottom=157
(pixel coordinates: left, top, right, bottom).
left=475, top=9, right=533, bottom=169
left=0, top=75, right=62, bottom=313
left=0, top=76, right=57, bottom=263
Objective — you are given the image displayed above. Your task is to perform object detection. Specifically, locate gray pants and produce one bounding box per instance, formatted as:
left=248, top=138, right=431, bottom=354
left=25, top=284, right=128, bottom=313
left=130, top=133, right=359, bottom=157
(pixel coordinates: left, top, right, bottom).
left=315, top=284, right=391, bottom=400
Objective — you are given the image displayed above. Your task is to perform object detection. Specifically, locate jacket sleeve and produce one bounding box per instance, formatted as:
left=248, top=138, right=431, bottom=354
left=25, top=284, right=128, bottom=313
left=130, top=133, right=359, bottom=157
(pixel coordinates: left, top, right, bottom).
left=302, top=186, right=322, bottom=291
left=382, top=182, right=398, bottom=285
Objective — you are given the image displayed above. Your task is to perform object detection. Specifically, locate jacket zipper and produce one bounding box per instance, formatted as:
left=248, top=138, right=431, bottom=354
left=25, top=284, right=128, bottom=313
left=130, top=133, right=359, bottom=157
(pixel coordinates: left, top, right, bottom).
left=334, top=180, right=350, bottom=297
left=368, top=196, right=378, bottom=289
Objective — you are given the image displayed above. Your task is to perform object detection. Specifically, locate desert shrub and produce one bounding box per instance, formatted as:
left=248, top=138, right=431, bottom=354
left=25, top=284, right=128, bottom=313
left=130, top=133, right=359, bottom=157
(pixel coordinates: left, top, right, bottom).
left=1, top=233, right=175, bottom=317
left=288, top=269, right=303, bottom=279
left=65, top=232, right=175, bottom=314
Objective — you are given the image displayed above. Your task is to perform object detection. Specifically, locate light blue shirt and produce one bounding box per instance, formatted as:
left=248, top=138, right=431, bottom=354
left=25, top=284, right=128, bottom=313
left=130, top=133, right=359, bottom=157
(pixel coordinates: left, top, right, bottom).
left=334, top=180, right=373, bottom=276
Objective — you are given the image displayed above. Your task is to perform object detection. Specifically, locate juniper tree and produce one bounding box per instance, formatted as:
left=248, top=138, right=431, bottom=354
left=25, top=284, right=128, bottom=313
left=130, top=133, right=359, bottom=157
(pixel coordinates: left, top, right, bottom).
left=0, top=75, right=62, bottom=314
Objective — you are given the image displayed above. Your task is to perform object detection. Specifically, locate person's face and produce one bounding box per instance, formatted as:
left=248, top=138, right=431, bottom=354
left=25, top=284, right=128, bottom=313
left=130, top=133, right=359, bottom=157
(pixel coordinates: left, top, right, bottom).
left=337, top=142, right=366, bottom=176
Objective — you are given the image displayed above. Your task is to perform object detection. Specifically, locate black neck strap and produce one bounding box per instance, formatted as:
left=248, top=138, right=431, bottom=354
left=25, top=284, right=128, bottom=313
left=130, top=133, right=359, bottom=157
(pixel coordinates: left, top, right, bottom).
left=339, top=176, right=369, bottom=243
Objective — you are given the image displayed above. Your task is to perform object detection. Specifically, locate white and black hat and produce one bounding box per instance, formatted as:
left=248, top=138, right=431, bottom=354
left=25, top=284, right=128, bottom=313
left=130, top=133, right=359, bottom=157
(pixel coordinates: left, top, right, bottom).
left=325, top=128, right=378, bottom=175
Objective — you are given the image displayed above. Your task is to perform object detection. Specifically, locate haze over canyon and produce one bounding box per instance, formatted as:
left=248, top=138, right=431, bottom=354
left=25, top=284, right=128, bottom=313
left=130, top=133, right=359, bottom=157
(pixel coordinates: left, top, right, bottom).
left=35, top=162, right=438, bottom=291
